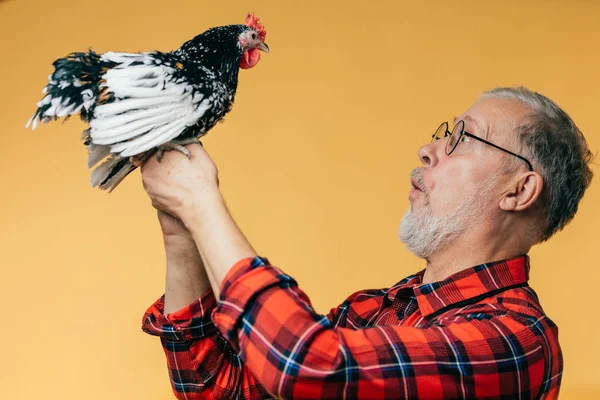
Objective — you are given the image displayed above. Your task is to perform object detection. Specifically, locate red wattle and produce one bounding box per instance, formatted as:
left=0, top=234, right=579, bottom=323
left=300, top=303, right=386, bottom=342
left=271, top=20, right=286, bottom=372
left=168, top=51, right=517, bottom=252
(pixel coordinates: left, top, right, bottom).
left=240, top=48, right=261, bottom=69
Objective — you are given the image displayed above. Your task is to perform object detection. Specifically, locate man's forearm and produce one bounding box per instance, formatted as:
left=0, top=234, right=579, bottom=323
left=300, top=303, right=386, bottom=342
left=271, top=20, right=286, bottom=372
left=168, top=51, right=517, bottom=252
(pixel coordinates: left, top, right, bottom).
left=184, top=189, right=257, bottom=299
left=163, top=236, right=212, bottom=315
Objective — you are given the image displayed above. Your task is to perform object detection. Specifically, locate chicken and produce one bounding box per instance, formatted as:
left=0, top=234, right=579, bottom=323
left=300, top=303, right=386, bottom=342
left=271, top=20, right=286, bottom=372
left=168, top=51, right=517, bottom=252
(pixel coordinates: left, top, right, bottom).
left=26, top=13, right=269, bottom=192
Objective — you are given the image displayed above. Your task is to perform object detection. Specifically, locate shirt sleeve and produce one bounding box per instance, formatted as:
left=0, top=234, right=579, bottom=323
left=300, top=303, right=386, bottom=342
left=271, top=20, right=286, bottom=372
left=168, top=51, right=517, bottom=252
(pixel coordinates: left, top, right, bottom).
left=212, top=257, right=549, bottom=399
left=143, top=289, right=218, bottom=340
left=142, top=289, right=272, bottom=399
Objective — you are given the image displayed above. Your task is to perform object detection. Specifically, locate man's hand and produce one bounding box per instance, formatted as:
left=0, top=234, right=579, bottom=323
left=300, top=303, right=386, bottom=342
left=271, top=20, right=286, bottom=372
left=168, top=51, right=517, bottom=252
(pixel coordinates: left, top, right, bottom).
left=142, top=142, right=257, bottom=299
left=141, top=143, right=221, bottom=224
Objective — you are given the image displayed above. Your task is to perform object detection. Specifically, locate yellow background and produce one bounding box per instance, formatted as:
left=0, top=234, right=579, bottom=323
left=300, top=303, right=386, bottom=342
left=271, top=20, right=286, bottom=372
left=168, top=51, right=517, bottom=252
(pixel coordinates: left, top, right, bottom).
left=1, top=0, right=598, bottom=398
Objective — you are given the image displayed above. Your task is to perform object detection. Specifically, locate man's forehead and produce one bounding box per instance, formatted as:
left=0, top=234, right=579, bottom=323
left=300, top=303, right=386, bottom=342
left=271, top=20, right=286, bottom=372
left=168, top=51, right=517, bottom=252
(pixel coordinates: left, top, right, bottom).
left=454, top=98, right=530, bottom=139
left=453, top=115, right=483, bottom=128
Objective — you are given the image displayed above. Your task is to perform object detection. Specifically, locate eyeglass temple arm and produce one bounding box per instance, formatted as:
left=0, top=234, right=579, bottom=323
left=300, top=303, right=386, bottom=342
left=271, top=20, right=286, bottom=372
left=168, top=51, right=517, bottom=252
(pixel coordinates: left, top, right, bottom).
left=463, top=133, right=534, bottom=171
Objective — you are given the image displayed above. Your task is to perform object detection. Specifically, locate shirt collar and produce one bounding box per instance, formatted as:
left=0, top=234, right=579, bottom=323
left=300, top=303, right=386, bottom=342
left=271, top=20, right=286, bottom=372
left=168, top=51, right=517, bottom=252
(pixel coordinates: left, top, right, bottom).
left=407, top=255, right=530, bottom=317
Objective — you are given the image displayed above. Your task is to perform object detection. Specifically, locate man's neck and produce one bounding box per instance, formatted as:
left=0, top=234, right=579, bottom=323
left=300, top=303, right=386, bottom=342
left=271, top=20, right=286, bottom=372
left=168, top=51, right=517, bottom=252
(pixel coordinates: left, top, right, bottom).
left=421, top=225, right=531, bottom=284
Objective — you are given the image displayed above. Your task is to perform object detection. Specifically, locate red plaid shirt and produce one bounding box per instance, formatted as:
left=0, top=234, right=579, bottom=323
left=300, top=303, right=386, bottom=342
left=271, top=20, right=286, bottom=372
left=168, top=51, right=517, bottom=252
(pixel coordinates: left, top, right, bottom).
left=143, top=255, right=562, bottom=399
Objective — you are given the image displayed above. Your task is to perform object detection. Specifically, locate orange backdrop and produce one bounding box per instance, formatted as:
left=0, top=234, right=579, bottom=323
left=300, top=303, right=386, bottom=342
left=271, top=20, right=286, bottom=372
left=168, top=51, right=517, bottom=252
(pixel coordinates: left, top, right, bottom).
left=1, top=0, right=598, bottom=398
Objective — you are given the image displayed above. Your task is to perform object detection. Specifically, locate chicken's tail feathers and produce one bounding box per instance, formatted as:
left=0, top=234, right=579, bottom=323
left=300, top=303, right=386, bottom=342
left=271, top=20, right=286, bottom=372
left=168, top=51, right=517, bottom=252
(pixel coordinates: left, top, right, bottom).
left=26, top=49, right=115, bottom=130
left=83, top=127, right=140, bottom=193
left=82, top=129, right=112, bottom=168
left=90, top=154, right=137, bottom=193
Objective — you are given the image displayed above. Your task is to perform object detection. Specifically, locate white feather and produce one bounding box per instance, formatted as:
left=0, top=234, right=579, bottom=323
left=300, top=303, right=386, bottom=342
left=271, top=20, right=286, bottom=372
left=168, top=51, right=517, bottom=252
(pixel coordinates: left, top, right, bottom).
left=118, top=121, right=186, bottom=156
left=103, top=65, right=162, bottom=81
left=25, top=115, right=34, bottom=129
left=45, top=104, right=57, bottom=116
left=132, top=78, right=162, bottom=88
left=109, top=122, right=177, bottom=154
left=108, top=110, right=188, bottom=151
left=185, top=98, right=211, bottom=125
left=109, top=85, right=161, bottom=99
left=56, top=103, right=76, bottom=117
left=36, top=96, right=51, bottom=107
left=93, top=95, right=181, bottom=117
left=82, top=98, right=95, bottom=111
left=102, top=66, right=188, bottom=99
left=92, top=114, right=174, bottom=144
left=90, top=104, right=180, bottom=132
left=81, top=89, right=95, bottom=111
left=81, top=89, right=94, bottom=101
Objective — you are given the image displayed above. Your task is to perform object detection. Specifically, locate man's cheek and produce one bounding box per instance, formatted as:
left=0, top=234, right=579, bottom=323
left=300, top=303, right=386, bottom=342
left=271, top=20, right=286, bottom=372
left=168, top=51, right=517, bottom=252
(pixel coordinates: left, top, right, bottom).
left=428, top=186, right=451, bottom=214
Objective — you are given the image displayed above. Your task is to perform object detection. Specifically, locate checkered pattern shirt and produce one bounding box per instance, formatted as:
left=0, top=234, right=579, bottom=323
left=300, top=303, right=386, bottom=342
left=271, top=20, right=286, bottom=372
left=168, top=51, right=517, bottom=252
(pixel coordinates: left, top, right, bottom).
left=143, top=255, right=562, bottom=399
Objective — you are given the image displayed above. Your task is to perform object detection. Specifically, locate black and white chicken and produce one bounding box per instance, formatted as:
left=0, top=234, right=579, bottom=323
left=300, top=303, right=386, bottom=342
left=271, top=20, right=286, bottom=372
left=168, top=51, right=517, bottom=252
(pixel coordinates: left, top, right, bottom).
left=26, top=13, right=269, bottom=192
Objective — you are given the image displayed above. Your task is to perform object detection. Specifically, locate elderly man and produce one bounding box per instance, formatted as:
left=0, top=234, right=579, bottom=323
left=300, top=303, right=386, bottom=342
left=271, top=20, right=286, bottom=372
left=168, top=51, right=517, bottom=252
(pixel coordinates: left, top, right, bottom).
left=141, top=87, right=593, bottom=399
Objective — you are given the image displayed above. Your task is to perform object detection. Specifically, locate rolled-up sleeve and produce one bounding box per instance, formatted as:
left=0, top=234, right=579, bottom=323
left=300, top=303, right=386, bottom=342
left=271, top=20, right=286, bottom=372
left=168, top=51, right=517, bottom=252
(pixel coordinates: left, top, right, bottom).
left=143, top=289, right=218, bottom=341
left=143, top=289, right=271, bottom=399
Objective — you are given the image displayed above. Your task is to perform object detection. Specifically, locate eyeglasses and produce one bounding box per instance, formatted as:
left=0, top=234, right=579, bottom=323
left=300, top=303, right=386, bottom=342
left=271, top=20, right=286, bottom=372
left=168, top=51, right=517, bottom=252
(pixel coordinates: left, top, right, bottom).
left=431, top=121, right=534, bottom=171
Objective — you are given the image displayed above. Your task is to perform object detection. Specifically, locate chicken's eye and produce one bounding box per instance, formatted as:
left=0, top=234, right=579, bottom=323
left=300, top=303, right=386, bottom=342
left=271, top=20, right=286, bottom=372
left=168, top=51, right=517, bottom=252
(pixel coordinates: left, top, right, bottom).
left=251, top=32, right=257, bottom=40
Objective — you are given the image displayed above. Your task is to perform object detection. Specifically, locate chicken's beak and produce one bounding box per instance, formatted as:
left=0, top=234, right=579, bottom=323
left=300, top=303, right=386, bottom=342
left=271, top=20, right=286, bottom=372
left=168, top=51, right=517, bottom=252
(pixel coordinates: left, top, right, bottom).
left=256, top=42, right=270, bottom=54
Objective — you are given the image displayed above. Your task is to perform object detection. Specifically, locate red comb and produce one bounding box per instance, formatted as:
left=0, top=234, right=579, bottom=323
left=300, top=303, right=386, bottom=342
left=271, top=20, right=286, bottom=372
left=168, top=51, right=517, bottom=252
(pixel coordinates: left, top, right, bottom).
left=245, top=13, right=266, bottom=41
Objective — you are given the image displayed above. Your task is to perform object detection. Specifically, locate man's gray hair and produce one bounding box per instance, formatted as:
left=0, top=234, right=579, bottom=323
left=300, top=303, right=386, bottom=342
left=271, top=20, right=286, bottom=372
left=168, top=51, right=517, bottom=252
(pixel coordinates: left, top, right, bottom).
left=481, top=86, right=594, bottom=242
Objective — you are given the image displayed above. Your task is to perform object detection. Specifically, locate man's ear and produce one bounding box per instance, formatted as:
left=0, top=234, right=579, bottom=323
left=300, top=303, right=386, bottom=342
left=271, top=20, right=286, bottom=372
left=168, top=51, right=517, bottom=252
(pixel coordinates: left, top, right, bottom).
left=499, top=172, right=544, bottom=211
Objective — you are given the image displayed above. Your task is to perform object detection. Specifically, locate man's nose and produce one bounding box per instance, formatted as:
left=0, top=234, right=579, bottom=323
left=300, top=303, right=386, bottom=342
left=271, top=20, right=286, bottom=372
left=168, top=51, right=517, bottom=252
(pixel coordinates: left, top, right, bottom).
left=418, top=140, right=442, bottom=167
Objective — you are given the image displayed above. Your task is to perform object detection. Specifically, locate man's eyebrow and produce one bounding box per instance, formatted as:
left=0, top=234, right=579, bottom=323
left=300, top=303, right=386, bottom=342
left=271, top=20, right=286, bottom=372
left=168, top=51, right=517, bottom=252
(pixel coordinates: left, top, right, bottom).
left=457, top=115, right=489, bottom=138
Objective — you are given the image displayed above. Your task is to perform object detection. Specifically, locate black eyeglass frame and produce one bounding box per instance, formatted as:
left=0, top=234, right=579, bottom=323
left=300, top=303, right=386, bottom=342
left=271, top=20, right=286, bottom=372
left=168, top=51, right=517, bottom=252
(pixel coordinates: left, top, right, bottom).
left=431, top=121, right=534, bottom=172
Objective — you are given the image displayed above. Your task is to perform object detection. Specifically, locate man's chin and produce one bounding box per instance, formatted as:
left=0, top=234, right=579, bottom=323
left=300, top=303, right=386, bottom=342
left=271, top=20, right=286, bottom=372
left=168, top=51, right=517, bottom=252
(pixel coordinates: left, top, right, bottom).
left=398, top=208, right=447, bottom=259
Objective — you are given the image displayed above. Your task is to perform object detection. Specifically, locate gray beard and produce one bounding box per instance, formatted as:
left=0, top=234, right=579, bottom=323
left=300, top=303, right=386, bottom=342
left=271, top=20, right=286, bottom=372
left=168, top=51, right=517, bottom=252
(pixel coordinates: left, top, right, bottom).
left=399, top=182, right=494, bottom=259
